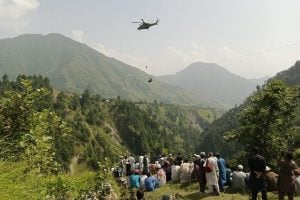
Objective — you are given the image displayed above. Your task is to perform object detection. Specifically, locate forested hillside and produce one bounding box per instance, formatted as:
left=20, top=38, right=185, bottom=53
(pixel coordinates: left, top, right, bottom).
left=0, top=74, right=212, bottom=171
left=0, top=74, right=225, bottom=199
left=275, top=60, right=300, bottom=85
left=198, top=61, right=300, bottom=166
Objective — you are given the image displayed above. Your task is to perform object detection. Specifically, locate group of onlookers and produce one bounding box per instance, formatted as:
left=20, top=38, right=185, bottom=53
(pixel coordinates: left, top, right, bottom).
left=115, top=148, right=300, bottom=200
left=115, top=152, right=229, bottom=196
left=246, top=147, right=300, bottom=200
left=229, top=147, right=300, bottom=200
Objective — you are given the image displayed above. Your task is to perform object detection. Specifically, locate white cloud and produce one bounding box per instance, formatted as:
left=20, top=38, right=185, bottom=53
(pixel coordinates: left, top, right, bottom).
left=166, top=44, right=242, bottom=75
left=217, top=43, right=300, bottom=78
left=165, top=43, right=293, bottom=78
left=0, top=0, right=39, bottom=32
left=68, top=30, right=300, bottom=78
left=190, top=41, right=205, bottom=51
left=167, top=44, right=241, bottom=67
left=69, top=30, right=149, bottom=70
left=0, top=0, right=39, bottom=20
left=217, top=46, right=240, bottom=59
left=95, top=42, right=149, bottom=68
left=167, top=43, right=209, bottom=67
left=71, top=30, right=85, bottom=43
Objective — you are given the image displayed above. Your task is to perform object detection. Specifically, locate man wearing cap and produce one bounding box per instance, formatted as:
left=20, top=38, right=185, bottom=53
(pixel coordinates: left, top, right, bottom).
left=155, top=164, right=166, bottom=186
left=264, top=166, right=278, bottom=192
left=167, top=154, right=174, bottom=165
left=232, top=165, right=247, bottom=189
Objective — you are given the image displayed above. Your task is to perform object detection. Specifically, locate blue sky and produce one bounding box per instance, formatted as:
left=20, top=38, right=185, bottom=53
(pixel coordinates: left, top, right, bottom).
left=0, top=0, right=300, bottom=78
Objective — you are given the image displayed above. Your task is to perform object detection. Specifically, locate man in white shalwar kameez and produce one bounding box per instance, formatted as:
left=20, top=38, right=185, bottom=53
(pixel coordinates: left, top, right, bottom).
left=204, top=152, right=220, bottom=195
left=139, top=155, right=144, bottom=172
left=179, top=159, right=193, bottom=184
left=128, top=155, right=136, bottom=172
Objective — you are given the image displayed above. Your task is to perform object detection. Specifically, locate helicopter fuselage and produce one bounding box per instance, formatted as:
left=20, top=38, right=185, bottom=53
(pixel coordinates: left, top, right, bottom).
left=137, top=22, right=158, bottom=30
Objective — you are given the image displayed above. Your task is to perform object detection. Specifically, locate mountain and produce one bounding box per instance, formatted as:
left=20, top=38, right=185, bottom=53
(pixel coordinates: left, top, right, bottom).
left=0, top=33, right=203, bottom=105
left=249, top=76, right=269, bottom=85
left=274, top=60, right=300, bottom=85
left=158, top=62, right=262, bottom=109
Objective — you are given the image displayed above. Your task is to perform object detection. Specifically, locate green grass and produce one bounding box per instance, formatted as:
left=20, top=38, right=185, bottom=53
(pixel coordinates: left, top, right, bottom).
left=197, top=108, right=217, bottom=123
left=0, top=162, right=95, bottom=200
left=1, top=162, right=300, bottom=200
left=144, top=182, right=300, bottom=200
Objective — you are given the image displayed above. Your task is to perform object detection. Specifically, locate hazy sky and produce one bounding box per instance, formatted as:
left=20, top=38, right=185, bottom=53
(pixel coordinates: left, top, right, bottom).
left=0, top=0, right=300, bottom=78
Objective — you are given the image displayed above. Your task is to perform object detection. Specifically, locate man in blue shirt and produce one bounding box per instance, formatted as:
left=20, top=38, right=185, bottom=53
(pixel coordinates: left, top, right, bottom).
left=144, top=172, right=159, bottom=191
left=129, top=171, right=140, bottom=189
left=215, top=153, right=227, bottom=192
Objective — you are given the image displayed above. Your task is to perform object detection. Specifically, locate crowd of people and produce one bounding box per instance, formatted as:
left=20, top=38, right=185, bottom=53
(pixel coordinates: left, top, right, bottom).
left=113, top=147, right=300, bottom=200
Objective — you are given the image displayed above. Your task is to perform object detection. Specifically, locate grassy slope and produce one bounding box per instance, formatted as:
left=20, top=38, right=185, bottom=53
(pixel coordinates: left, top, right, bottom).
left=196, top=108, right=224, bottom=124
left=145, top=182, right=291, bottom=200
left=1, top=161, right=295, bottom=200
left=0, top=162, right=95, bottom=200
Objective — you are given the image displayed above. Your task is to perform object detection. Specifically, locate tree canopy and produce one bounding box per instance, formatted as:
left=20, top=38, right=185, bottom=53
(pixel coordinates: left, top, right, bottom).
left=225, top=79, right=300, bottom=165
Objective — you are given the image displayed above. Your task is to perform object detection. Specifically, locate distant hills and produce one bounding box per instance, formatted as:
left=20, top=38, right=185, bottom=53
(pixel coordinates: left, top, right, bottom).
left=158, top=62, right=266, bottom=109
left=0, top=33, right=267, bottom=109
left=0, top=33, right=202, bottom=105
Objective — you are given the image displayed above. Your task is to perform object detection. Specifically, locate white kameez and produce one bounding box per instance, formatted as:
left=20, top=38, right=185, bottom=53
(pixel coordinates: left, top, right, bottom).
left=179, top=162, right=193, bottom=184
left=204, top=156, right=219, bottom=193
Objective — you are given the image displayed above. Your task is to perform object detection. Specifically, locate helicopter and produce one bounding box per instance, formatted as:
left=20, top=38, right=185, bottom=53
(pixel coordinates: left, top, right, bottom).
left=132, top=19, right=159, bottom=30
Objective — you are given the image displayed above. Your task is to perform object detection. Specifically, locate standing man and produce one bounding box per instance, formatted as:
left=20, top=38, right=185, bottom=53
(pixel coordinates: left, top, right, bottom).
left=215, top=152, right=227, bottom=192
left=176, top=153, right=183, bottom=165
left=120, top=155, right=126, bottom=177
left=248, top=147, right=267, bottom=200
left=142, top=154, right=150, bottom=174
left=205, top=152, right=220, bottom=195
left=128, top=155, right=136, bottom=174
left=277, top=151, right=298, bottom=200
left=139, top=155, right=144, bottom=172
left=199, top=152, right=207, bottom=194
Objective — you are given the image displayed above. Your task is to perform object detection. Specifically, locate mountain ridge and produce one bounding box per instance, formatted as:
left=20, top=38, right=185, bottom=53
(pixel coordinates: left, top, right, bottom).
left=0, top=33, right=205, bottom=106
left=158, top=62, right=262, bottom=108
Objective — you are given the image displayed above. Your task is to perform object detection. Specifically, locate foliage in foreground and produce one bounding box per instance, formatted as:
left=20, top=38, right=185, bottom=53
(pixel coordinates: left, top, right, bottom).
left=225, top=79, right=300, bottom=166
left=0, top=160, right=122, bottom=200
left=200, top=77, right=300, bottom=168
left=0, top=78, right=70, bottom=174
